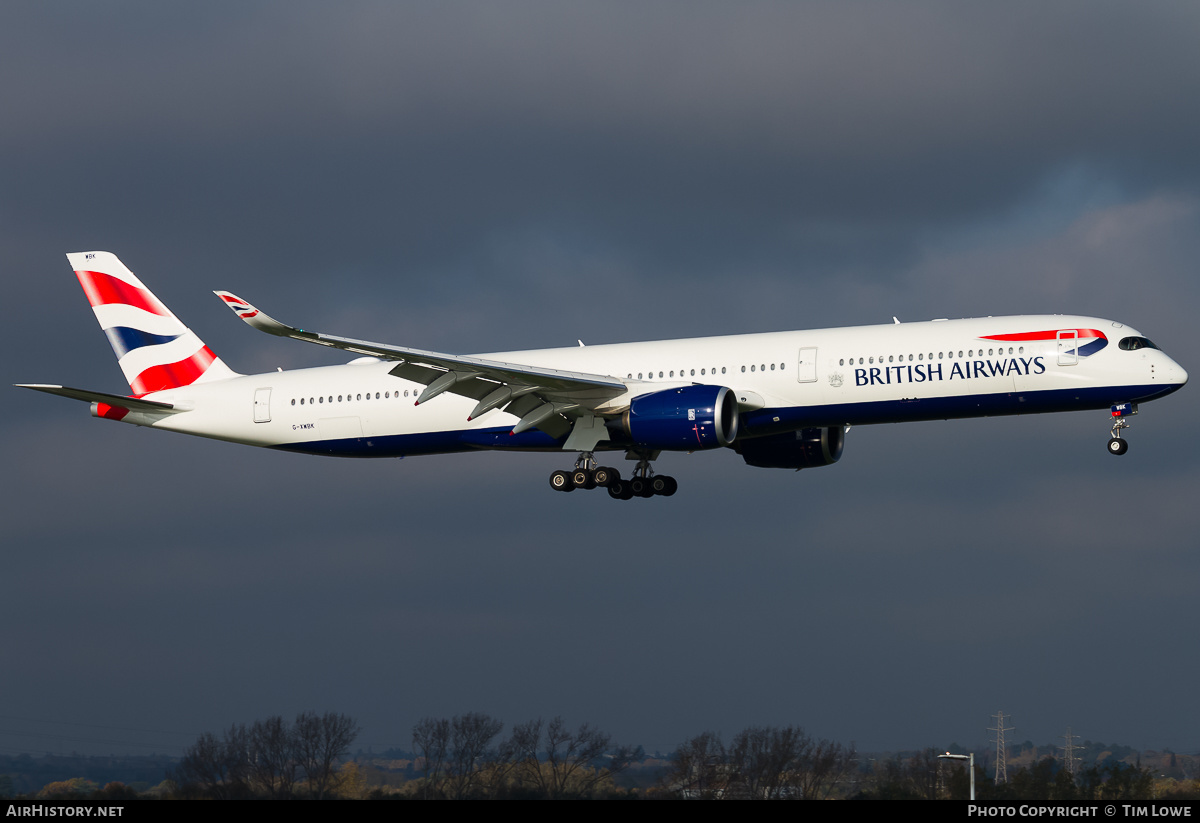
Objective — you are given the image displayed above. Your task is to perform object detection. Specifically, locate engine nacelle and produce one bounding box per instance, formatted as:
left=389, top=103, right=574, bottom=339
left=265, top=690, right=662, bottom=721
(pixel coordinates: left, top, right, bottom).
left=622, top=385, right=739, bottom=451
left=736, top=426, right=845, bottom=469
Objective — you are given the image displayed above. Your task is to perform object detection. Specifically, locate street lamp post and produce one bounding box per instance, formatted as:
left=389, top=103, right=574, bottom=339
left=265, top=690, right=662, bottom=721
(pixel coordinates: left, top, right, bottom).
left=938, top=752, right=975, bottom=801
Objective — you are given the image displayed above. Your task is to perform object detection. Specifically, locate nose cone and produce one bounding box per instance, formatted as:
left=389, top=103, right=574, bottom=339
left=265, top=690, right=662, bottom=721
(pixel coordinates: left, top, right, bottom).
left=1165, top=357, right=1188, bottom=391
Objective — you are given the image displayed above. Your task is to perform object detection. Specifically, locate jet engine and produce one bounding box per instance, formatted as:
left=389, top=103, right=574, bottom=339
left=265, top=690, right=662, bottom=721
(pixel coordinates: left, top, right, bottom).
left=620, top=385, right=739, bottom=451
left=735, top=426, right=845, bottom=469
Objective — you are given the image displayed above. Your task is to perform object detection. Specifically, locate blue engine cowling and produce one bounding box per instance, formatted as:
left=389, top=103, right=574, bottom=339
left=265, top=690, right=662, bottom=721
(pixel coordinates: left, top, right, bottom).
left=735, top=426, right=845, bottom=469
left=621, top=385, right=739, bottom=451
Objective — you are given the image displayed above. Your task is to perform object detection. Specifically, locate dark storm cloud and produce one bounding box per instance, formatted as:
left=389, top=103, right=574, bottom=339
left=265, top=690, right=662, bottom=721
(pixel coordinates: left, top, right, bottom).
left=6, top=1, right=1199, bottom=302
left=2, top=2, right=1198, bottom=759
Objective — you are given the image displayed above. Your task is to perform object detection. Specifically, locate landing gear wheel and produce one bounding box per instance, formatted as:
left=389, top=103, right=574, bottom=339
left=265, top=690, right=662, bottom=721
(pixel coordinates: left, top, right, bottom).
left=629, top=477, right=654, bottom=498
left=607, top=480, right=633, bottom=500
left=571, top=468, right=596, bottom=489
left=550, top=470, right=575, bottom=491
left=651, top=475, right=678, bottom=496
left=1108, top=437, right=1128, bottom=456
left=593, top=466, right=619, bottom=488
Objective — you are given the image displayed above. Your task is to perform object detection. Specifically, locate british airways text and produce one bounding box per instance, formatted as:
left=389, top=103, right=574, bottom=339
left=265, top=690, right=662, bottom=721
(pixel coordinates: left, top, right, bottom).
left=855, top=357, right=1046, bottom=387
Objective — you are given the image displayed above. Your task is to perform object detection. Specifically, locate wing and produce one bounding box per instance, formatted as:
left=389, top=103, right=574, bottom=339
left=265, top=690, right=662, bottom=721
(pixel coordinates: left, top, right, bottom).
left=214, top=291, right=630, bottom=441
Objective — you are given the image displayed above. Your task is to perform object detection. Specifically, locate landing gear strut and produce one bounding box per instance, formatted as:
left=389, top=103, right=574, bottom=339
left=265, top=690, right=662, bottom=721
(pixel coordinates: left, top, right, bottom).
left=1107, top=420, right=1129, bottom=455
left=1107, top=403, right=1136, bottom=456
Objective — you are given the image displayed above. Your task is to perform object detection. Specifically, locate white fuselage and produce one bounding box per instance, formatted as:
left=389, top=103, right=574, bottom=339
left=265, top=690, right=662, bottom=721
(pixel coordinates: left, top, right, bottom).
left=128, top=314, right=1186, bottom=458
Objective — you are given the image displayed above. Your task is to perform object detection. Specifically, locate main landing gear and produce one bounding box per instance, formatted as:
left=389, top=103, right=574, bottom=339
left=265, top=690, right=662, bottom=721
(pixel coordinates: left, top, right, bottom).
left=1106, top=403, right=1136, bottom=456
left=548, top=452, right=678, bottom=500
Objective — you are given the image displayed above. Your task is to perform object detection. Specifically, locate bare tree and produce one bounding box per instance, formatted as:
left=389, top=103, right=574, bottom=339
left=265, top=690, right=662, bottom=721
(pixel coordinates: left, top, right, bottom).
left=509, top=716, right=631, bottom=798
left=667, top=725, right=856, bottom=800
left=445, top=712, right=504, bottom=799
left=295, top=711, right=360, bottom=799
left=909, top=747, right=942, bottom=801
left=248, top=715, right=297, bottom=798
left=792, top=736, right=857, bottom=799
left=412, top=716, right=450, bottom=799
left=174, top=727, right=249, bottom=800
left=669, top=731, right=728, bottom=798
left=727, top=725, right=804, bottom=798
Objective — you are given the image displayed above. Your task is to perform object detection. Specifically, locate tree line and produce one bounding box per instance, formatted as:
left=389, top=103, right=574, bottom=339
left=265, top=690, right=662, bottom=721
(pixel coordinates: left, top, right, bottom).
left=410, top=713, right=638, bottom=799
left=663, top=726, right=856, bottom=799
left=39, top=713, right=1189, bottom=800
left=172, top=711, right=359, bottom=799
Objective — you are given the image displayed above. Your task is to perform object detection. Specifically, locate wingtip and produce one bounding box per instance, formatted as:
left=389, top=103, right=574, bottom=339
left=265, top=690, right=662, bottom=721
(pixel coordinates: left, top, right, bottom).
left=214, top=290, right=260, bottom=319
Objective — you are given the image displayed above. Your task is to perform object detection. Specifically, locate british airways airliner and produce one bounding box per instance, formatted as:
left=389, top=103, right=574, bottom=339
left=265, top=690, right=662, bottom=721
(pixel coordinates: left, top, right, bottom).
left=18, top=252, right=1188, bottom=499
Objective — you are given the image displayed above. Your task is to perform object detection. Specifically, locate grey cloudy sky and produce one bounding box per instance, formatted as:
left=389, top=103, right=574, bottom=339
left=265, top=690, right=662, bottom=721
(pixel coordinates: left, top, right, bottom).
left=2, top=2, right=1198, bottom=759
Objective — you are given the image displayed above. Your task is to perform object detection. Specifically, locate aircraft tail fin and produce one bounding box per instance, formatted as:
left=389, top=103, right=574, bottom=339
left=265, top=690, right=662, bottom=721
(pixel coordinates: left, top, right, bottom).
left=68, top=252, right=239, bottom=397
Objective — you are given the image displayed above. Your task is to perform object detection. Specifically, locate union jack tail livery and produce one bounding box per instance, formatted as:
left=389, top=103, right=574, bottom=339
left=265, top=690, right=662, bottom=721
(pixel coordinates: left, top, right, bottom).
left=68, top=252, right=238, bottom=396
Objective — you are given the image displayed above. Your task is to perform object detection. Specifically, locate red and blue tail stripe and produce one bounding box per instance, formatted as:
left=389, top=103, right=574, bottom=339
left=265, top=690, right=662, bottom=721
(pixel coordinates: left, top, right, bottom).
left=68, top=252, right=237, bottom=396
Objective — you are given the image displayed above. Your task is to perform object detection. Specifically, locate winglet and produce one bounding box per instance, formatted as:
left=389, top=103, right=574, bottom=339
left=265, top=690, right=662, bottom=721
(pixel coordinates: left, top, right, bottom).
left=213, top=291, right=302, bottom=338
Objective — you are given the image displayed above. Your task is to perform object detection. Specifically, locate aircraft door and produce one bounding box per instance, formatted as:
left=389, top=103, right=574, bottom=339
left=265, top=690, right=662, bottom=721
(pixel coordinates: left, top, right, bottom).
left=797, top=347, right=818, bottom=383
left=1057, top=330, right=1079, bottom=366
left=253, top=388, right=272, bottom=423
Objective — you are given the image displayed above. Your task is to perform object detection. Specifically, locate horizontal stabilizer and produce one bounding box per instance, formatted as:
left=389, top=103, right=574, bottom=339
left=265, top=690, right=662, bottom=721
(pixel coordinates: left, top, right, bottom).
left=15, top=383, right=181, bottom=411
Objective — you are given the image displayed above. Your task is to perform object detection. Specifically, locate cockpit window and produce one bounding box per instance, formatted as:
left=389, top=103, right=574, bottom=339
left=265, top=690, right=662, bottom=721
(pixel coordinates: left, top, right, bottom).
left=1118, top=337, right=1159, bottom=351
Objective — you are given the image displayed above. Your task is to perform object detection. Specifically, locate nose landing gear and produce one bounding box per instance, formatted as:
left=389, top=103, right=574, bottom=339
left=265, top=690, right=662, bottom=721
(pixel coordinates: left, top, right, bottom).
left=1107, top=403, right=1136, bottom=456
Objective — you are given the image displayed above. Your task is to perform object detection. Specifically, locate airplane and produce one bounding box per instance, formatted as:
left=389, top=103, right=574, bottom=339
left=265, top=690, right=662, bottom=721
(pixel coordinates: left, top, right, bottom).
left=17, top=252, right=1189, bottom=500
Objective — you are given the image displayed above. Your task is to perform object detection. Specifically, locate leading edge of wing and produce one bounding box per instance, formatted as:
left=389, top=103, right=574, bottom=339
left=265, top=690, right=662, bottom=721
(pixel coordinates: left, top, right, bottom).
left=212, top=291, right=629, bottom=402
